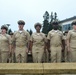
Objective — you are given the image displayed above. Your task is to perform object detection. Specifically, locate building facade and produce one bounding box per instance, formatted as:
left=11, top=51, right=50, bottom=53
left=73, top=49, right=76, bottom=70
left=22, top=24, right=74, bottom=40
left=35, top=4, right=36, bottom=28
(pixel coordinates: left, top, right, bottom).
left=59, top=16, right=76, bottom=32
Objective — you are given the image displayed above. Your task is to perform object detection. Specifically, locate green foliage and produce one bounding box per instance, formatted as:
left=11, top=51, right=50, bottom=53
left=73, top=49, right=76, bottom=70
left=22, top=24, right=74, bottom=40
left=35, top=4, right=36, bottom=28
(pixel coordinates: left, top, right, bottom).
left=42, top=20, right=49, bottom=34
left=27, top=29, right=33, bottom=35
left=43, top=11, right=49, bottom=20
left=29, top=29, right=33, bottom=35
left=42, top=11, right=60, bottom=34
left=48, top=22, right=53, bottom=32
left=7, top=29, right=12, bottom=35
left=27, top=29, right=29, bottom=33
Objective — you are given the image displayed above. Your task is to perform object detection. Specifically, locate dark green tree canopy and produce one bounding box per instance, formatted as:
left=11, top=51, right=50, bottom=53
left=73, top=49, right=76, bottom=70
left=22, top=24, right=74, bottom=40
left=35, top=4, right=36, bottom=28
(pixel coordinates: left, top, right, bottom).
left=42, top=11, right=61, bottom=35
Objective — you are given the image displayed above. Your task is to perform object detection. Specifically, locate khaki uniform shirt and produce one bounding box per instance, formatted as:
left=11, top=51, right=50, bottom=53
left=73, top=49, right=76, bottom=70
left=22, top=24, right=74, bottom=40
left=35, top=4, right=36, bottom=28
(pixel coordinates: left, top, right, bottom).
left=67, top=29, right=76, bottom=48
left=12, top=30, right=30, bottom=47
left=47, top=29, right=63, bottom=47
left=30, top=32, right=46, bottom=47
left=0, top=34, right=11, bottom=51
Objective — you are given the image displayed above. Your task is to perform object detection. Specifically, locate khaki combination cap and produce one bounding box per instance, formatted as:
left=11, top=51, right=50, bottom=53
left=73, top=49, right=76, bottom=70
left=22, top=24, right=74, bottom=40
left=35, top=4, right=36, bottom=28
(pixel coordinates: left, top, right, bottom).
left=52, top=21, right=59, bottom=25
left=71, top=20, right=76, bottom=25
left=1, top=25, right=8, bottom=31
left=17, top=20, right=25, bottom=25
left=34, top=22, right=42, bottom=28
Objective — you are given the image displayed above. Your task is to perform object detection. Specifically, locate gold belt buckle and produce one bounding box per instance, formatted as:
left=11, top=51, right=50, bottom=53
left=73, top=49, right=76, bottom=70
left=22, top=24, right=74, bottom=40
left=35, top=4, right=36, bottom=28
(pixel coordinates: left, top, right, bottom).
left=19, top=45, right=23, bottom=47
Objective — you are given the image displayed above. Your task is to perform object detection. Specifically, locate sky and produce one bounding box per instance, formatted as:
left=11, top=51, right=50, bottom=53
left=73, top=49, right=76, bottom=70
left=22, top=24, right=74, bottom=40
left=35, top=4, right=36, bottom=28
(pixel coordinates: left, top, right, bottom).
left=0, top=0, right=76, bottom=32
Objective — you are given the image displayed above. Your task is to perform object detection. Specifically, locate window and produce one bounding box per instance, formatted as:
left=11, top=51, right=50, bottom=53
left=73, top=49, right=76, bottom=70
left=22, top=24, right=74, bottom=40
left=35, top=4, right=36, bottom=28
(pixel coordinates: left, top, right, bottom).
left=62, top=24, right=72, bottom=31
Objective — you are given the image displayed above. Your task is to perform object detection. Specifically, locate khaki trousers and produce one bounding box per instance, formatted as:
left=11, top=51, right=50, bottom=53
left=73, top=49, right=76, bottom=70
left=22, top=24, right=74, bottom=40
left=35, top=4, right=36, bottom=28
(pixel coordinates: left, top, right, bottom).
left=0, top=51, right=9, bottom=63
left=70, top=48, right=76, bottom=62
left=15, top=46, right=27, bottom=63
left=50, top=46, right=62, bottom=63
left=32, top=46, right=44, bottom=63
